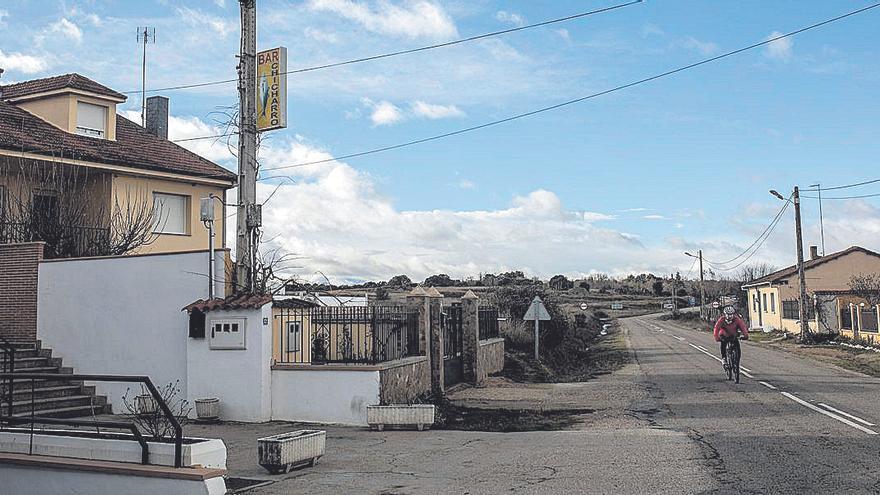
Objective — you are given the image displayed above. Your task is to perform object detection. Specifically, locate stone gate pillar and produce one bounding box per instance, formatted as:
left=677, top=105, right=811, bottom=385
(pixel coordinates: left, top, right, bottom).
left=429, top=299, right=445, bottom=396
left=461, top=290, right=480, bottom=384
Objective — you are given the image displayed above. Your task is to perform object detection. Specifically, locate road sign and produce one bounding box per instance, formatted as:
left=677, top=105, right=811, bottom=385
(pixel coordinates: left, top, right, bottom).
left=523, top=296, right=550, bottom=360
left=611, top=303, right=624, bottom=310
left=523, top=296, right=551, bottom=321
left=663, top=303, right=674, bottom=310
left=712, top=302, right=720, bottom=309
left=580, top=303, right=588, bottom=311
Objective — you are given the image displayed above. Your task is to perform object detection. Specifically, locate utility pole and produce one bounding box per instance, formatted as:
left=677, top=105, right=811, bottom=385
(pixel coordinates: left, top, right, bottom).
left=793, top=186, right=811, bottom=341
left=137, top=27, right=156, bottom=127
left=810, top=183, right=826, bottom=256
left=685, top=250, right=706, bottom=320
left=236, top=0, right=259, bottom=293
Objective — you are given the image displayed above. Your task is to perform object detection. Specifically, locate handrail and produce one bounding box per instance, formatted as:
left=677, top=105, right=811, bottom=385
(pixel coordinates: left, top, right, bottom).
left=0, top=336, right=13, bottom=417
left=1, top=417, right=150, bottom=465
left=0, top=373, right=183, bottom=468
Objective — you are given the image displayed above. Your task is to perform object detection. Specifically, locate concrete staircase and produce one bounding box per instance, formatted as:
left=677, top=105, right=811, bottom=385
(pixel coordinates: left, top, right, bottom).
left=0, top=341, right=111, bottom=418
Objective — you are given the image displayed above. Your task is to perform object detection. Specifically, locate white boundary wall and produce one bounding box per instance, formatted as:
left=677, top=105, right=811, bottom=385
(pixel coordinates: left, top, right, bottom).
left=37, top=250, right=225, bottom=412
left=271, top=369, right=380, bottom=425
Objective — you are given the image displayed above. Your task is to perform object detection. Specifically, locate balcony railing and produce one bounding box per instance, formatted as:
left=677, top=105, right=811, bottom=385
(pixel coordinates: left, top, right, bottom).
left=0, top=221, right=110, bottom=258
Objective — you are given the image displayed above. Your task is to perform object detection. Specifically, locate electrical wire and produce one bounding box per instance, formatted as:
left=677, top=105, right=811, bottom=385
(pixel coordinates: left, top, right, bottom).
left=708, top=201, right=791, bottom=272
left=121, top=0, right=643, bottom=95
left=804, top=178, right=880, bottom=192
left=260, top=3, right=880, bottom=174
left=802, top=192, right=880, bottom=200
left=702, top=197, right=791, bottom=267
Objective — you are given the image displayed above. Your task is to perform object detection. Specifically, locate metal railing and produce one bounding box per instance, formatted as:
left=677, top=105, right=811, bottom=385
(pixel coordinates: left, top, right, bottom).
left=479, top=306, right=500, bottom=340
left=443, top=305, right=463, bottom=359
left=0, top=336, right=14, bottom=417
left=275, top=306, right=422, bottom=364
left=0, top=221, right=110, bottom=258
left=0, top=373, right=183, bottom=468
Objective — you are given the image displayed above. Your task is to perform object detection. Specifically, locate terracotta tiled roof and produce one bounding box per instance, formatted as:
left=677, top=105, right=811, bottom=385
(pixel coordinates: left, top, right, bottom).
left=183, top=294, right=273, bottom=313
left=273, top=297, right=320, bottom=309
left=0, top=100, right=235, bottom=181
left=742, top=246, right=880, bottom=287
left=0, top=73, right=127, bottom=101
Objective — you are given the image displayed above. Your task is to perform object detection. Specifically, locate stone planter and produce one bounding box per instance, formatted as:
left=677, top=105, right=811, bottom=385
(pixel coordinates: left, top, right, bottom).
left=136, top=394, right=157, bottom=415
left=257, top=430, right=325, bottom=474
left=0, top=430, right=227, bottom=469
left=367, top=404, right=435, bottom=431
left=195, top=398, right=221, bottom=420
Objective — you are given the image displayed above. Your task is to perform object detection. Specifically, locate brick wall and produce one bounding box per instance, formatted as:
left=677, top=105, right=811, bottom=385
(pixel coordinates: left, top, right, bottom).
left=0, top=243, right=44, bottom=341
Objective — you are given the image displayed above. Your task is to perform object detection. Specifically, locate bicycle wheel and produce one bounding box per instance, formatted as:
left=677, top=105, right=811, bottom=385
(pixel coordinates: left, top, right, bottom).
left=725, top=351, right=733, bottom=381
left=732, top=346, right=740, bottom=384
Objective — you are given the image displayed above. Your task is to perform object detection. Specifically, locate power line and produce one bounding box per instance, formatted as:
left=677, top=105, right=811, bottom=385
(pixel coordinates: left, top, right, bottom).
left=707, top=201, right=791, bottom=272
left=261, top=3, right=880, bottom=174
left=703, top=196, right=790, bottom=267
left=122, top=0, right=643, bottom=95
left=803, top=192, right=880, bottom=200
left=804, top=178, right=880, bottom=192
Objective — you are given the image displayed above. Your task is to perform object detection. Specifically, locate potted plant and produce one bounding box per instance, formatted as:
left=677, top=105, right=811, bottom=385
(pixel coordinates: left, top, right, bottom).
left=195, top=397, right=221, bottom=421
left=367, top=404, right=435, bottom=431
left=257, top=430, right=325, bottom=474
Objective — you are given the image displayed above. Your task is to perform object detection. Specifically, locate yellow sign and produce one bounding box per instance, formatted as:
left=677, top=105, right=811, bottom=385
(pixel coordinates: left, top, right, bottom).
left=256, top=46, right=287, bottom=132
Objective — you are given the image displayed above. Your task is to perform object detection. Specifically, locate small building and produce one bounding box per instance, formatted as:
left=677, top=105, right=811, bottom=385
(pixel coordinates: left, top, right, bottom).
left=742, top=246, right=880, bottom=334
left=0, top=73, right=236, bottom=258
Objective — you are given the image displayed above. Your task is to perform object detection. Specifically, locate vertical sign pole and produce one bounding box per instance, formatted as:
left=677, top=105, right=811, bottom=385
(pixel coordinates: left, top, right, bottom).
left=534, top=318, right=539, bottom=360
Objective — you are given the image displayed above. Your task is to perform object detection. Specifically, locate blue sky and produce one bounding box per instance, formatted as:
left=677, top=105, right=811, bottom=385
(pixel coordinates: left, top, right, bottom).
left=2, top=0, right=880, bottom=282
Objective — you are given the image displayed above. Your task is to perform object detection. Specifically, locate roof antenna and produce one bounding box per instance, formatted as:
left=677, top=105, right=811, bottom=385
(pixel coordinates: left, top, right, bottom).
left=137, top=27, right=156, bottom=127
left=0, top=68, right=5, bottom=99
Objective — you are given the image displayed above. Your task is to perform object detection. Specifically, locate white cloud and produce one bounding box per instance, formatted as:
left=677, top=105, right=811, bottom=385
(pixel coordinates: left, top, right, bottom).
left=555, top=28, right=571, bottom=42
left=176, top=7, right=237, bottom=38
left=495, top=11, right=525, bottom=27
left=48, top=18, right=83, bottom=43
left=583, top=212, right=616, bottom=222
left=367, top=100, right=403, bottom=126
left=0, top=9, right=9, bottom=27
left=235, top=141, right=672, bottom=282
left=680, top=36, right=718, bottom=55
left=621, top=207, right=648, bottom=212
left=641, top=23, right=664, bottom=37
left=0, top=49, right=49, bottom=74
left=214, top=0, right=227, bottom=7
left=304, top=27, right=339, bottom=43
left=643, top=215, right=667, bottom=220
left=458, top=179, right=476, bottom=190
left=307, top=0, right=457, bottom=40
left=411, top=100, right=464, bottom=119
left=765, top=31, right=793, bottom=60
left=83, top=13, right=102, bottom=27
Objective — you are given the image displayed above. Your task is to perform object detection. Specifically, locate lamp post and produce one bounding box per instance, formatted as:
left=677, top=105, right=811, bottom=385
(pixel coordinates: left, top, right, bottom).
left=685, top=250, right=705, bottom=320
left=809, top=183, right=826, bottom=256
left=770, top=187, right=811, bottom=341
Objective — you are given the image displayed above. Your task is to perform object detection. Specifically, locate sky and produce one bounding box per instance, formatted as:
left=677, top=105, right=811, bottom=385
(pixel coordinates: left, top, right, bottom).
left=2, top=0, right=880, bottom=283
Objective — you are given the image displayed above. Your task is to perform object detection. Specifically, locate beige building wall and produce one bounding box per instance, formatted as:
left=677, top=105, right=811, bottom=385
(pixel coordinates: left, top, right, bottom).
left=16, top=92, right=118, bottom=140
left=747, top=286, right=782, bottom=331
left=111, top=174, right=227, bottom=255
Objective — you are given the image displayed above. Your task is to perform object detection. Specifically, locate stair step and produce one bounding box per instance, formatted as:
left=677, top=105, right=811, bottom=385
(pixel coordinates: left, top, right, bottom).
left=9, top=385, right=83, bottom=399
left=4, top=366, right=63, bottom=374
left=8, top=378, right=84, bottom=391
left=7, top=395, right=104, bottom=415
left=0, top=357, right=58, bottom=369
left=10, top=404, right=112, bottom=419
left=0, top=349, right=44, bottom=360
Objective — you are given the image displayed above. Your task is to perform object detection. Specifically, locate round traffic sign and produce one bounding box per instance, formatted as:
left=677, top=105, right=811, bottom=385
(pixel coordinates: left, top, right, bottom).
left=580, top=303, right=588, bottom=311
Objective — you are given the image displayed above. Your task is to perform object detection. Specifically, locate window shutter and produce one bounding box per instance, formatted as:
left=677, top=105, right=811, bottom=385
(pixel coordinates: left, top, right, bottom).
left=76, top=102, right=107, bottom=136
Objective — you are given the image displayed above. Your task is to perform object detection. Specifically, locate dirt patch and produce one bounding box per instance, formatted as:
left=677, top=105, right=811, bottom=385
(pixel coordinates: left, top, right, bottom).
left=434, top=402, right=595, bottom=432
left=499, top=321, right=631, bottom=383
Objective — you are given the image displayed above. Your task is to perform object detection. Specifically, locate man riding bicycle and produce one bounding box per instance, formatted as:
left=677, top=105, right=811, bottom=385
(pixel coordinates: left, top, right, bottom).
left=714, top=306, right=749, bottom=370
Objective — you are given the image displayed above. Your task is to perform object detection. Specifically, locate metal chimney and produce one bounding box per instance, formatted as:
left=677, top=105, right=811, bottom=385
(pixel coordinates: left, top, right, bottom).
left=145, top=95, right=169, bottom=139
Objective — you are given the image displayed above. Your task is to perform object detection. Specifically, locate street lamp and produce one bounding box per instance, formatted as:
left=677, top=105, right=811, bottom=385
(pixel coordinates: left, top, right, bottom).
left=809, top=183, right=826, bottom=256
left=770, top=187, right=811, bottom=341
left=685, top=251, right=706, bottom=320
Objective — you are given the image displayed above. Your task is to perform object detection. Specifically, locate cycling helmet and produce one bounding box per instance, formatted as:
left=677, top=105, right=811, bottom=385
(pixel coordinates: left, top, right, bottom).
left=723, top=305, right=736, bottom=317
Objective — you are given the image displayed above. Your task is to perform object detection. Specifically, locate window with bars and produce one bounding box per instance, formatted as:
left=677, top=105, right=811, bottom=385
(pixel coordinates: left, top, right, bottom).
left=782, top=300, right=799, bottom=320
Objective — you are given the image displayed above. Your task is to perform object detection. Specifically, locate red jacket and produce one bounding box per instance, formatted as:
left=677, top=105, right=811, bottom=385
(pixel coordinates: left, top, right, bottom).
left=714, top=315, right=749, bottom=342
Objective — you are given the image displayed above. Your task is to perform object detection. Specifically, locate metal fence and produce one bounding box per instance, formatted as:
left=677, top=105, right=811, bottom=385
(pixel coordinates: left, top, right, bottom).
left=479, top=306, right=500, bottom=340
left=443, top=305, right=463, bottom=360
left=0, top=221, right=110, bottom=258
left=274, top=306, right=421, bottom=364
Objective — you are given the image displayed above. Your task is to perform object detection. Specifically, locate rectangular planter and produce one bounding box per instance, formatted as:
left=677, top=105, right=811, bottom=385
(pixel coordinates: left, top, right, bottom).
left=257, top=430, right=325, bottom=474
left=367, top=404, right=435, bottom=431
left=0, top=430, right=227, bottom=469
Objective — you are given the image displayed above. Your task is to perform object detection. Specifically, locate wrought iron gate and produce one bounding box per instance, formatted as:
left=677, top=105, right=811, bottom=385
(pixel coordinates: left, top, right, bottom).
left=442, top=305, right=464, bottom=386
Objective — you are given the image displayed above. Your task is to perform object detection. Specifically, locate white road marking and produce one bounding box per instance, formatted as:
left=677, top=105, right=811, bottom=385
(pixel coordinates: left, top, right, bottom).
left=759, top=381, right=777, bottom=390
left=688, top=342, right=754, bottom=378
left=671, top=335, right=685, bottom=342
left=781, top=392, right=878, bottom=435
left=817, top=403, right=876, bottom=427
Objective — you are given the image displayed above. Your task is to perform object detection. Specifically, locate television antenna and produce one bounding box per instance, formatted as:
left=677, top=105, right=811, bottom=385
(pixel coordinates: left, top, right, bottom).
left=137, top=27, right=156, bottom=127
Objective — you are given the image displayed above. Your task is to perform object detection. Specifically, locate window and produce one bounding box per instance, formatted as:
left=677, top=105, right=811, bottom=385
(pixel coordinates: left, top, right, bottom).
left=152, top=192, right=189, bottom=234
left=770, top=293, right=776, bottom=313
left=861, top=306, right=878, bottom=332
left=76, top=102, right=107, bottom=138
left=782, top=300, right=799, bottom=320
left=762, top=293, right=767, bottom=312
left=841, top=305, right=853, bottom=330
left=0, top=185, right=6, bottom=222
left=287, top=321, right=302, bottom=353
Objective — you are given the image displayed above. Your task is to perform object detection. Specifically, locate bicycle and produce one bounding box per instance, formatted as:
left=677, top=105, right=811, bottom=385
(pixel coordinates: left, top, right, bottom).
left=721, top=333, right=746, bottom=383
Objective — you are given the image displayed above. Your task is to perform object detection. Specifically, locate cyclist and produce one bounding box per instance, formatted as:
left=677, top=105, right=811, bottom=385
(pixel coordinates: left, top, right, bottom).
left=714, top=305, right=749, bottom=370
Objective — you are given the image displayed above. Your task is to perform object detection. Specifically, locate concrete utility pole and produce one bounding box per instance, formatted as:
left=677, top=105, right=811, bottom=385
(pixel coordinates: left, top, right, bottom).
left=810, top=183, right=826, bottom=256
left=793, top=186, right=811, bottom=340
left=236, top=0, right=259, bottom=293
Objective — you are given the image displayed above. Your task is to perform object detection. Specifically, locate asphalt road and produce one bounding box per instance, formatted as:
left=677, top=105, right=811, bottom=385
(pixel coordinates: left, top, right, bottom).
left=625, top=314, right=880, bottom=494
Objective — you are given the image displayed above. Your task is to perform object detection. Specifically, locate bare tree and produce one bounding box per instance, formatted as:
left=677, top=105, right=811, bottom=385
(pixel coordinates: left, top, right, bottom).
left=121, top=381, right=191, bottom=440
left=849, top=274, right=880, bottom=308
left=1, top=160, right=158, bottom=258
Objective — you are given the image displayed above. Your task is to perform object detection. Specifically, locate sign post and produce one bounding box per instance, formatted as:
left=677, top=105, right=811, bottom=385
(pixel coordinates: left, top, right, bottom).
left=523, top=296, right=551, bottom=360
